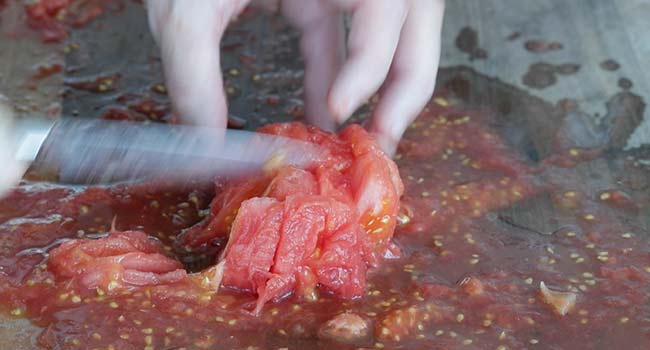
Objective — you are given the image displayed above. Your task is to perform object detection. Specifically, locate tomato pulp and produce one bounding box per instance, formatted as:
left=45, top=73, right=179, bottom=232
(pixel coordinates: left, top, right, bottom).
left=176, top=123, right=404, bottom=314
left=0, top=95, right=649, bottom=349
left=24, top=0, right=121, bottom=42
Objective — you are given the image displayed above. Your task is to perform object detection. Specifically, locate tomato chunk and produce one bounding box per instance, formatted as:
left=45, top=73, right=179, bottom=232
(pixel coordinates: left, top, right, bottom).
left=182, top=123, right=404, bottom=313
left=176, top=176, right=271, bottom=250
left=48, top=230, right=186, bottom=293
left=220, top=198, right=284, bottom=293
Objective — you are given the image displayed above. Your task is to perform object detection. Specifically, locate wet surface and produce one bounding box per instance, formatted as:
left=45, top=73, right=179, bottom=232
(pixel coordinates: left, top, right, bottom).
left=506, top=31, right=521, bottom=41
left=455, top=27, right=487, bottom=61
left=438, top=66, right=645, bottom=160
left=440, top=0, right=650, bottom=145
left=524, top=39, right=564, bottom=53
left=600, top=59, right=621, bottom=71
left=2, top=69, right=650, bottom=348
left=522, top=62, right=581, bottom=89
left=602, top=91, right=646, bottom=150
left=619, top=78, right=633, bottom=90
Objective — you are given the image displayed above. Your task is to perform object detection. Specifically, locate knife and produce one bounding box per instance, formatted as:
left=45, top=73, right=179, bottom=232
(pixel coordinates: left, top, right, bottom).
left=13, top=117, right=324, bottom=185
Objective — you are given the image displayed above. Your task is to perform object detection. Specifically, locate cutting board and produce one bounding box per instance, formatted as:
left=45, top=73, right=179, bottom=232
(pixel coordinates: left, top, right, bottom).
left=0, top=1, right=648, bottom=348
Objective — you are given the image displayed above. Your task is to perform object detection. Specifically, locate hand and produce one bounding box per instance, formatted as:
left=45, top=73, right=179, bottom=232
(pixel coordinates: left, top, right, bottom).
left=0, top=100, right=28, bottom=197
left=147, top=0, right=445, bottom=155
left=281, top=0, right=445, bottom=155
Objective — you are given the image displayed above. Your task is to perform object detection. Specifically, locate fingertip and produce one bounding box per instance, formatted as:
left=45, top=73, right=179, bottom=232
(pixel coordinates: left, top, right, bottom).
left=175, top=98, right=228, bottom=129
left=327, top=87, right=353, bottom=124
left=286, top=1, right=345, bottom=131
left=372, top=130, right=399, bottom=158
left=328, top=68, right=374, bottom=124
left=0, top=158, right=27, bottom=199
left=367, top=0, right=443, bottom=155
left=369, top=78, right=430, bottom=157
left=305, top=104, right=337, bottom=132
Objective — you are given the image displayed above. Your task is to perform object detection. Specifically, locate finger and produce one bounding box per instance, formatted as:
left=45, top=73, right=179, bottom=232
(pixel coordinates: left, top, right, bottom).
left=0, top=159, right=27, bottom=198
left=0, top=101, right=26, bottom=197
left=148, top=0, right=248, bottom=128
left=370, top=0, right=445, bottom=156
left=327, top=0, right=408, bottom=123
left=282, top=0, right=345, bottom=131
left=146, top=0, right=163, bottom=45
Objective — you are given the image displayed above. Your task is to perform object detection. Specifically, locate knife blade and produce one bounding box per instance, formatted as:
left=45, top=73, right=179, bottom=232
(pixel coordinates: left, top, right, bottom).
left=13, top=117, right=325, bottom=185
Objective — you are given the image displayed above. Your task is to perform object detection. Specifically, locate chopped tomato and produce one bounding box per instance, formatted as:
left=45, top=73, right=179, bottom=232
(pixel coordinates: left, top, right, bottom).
left=25, top=0, right=71, bottom=42
left=182, top=123, right=403, bottom=313
left=222, top=195, right=370, bottom=315
left=265, top=167, right=318, bottom=200
left=24, top=0, right=119, bottom=43
left=318, top=312, right=371, bottom=343
left=220, top=198, right=284, bottom=293
left=258, top=122, right=353, bottom=168
left=48, top=230, right=186, bottom=292
left=176, top=176, right=271, bottom=250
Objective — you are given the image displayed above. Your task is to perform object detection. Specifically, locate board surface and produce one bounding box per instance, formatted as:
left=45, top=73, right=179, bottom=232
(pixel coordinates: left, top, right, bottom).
left=0, top=1, right=648, bottom=348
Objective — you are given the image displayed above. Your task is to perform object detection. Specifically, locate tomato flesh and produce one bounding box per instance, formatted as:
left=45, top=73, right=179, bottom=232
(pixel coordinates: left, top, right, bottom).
left=180, top=123, right=404, bottom=312
left=48, top=230, right=187, bottom=292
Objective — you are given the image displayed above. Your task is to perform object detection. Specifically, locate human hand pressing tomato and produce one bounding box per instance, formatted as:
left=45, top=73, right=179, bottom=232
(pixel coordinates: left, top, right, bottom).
left=147, top=0, right=445, bottom=155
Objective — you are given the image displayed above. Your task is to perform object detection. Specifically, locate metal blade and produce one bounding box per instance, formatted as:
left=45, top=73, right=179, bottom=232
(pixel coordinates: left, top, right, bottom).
left=33, top=118, right=325, bottom=185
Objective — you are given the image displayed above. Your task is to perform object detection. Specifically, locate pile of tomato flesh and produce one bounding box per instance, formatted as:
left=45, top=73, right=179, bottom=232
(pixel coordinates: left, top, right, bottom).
left=0, top=95, right=649, bottom=350
left=174, top=122, right=403, bottom=314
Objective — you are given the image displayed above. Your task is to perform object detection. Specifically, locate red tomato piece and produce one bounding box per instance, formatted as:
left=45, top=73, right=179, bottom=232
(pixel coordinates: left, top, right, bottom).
left=48, top=230, right=186, bottom=293
left=222, top=195, right=369, bottom=314
left=176, top=176, right=271, bottom=250
left=182, top=122, right=404, bottom=313
left=315, top=166, right=353, bottom=201
left=265, top=167, right=319, bottom=200
left=308, top=222, right=370, bottom=298
left=220, top=198, right=283, bottom=293
left=340, top=125, right=404, bottom=251
left=258, top=122, right=353, bottom=168
left=24, top=0, right=71, bottom=42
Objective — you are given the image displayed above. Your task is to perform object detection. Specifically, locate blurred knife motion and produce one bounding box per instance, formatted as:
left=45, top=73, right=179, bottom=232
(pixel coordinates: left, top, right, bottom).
left=13, top=117, right=324, bottom=185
